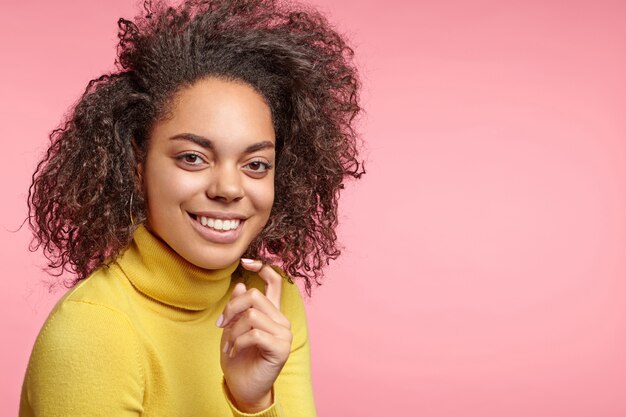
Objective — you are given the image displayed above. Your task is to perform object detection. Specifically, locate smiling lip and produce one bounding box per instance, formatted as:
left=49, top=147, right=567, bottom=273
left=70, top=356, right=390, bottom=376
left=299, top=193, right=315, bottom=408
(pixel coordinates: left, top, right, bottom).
left=188, top=211, right=246, bottom=220
left=187, top=212, right=246, bottom=244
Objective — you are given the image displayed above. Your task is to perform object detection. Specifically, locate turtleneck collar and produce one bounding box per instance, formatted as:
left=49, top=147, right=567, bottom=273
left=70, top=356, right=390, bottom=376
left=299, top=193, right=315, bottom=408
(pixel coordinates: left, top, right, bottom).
left=114, top=224, right=239, bottom=311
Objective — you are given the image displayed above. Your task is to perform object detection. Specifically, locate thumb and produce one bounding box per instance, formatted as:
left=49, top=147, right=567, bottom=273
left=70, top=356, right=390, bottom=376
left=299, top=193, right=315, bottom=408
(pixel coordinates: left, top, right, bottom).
left=239, top=258, right=282, bottom=310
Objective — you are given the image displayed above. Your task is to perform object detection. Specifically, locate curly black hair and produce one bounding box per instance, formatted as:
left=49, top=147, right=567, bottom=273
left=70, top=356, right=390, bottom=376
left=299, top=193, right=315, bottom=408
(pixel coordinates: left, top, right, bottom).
left=28, top=0, right=364, bottom=296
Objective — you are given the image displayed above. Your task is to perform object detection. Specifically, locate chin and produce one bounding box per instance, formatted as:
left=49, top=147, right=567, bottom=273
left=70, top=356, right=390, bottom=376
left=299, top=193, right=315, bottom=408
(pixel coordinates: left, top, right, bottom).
left=194, top=258, right=238, bottom=270
left=184, top=246, right=245, bottom=271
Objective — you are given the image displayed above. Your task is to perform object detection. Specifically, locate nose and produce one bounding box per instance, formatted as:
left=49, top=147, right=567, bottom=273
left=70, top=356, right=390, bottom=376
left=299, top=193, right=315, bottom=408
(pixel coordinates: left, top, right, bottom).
left=205, top=163, right=244, bottom=202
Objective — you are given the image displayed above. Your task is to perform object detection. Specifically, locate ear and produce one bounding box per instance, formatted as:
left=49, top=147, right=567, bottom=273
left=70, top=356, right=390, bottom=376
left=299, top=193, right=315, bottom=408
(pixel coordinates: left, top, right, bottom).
left=131, top=137, right=144, bottom=185
left=136, top=161, right=144, bottom=184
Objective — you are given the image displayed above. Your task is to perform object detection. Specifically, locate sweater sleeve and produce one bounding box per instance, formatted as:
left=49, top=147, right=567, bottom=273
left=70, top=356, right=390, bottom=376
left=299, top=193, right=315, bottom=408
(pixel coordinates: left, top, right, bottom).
left=19, top=300, right=145, bottom=417
left=221, top=278, right=317, bottom=417
left=275, top=280, right=317, bottom=416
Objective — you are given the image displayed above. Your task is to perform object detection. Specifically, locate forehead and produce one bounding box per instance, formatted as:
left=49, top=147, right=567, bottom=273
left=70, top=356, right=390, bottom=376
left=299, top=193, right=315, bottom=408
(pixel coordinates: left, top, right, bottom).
left=151, top=77, right=276, bottom=148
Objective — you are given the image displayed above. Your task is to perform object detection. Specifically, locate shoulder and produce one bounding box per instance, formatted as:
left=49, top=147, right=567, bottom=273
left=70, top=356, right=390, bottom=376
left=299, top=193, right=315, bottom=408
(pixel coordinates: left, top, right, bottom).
left=62, top=263, right=135, bottom=310
left=23, top=297, right=145, bottom=414
left=29, top=290, right=139, bottom=372
left=38, top=296, right=137, bottom=345
left=23, top=290, right=145, bottom=408
left=27, top=267, right=144, bottom=385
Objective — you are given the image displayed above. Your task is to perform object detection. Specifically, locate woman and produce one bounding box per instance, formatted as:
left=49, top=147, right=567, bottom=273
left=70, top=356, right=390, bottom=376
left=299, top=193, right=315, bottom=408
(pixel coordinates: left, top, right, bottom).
left=20, top=0, right=362, bottom=415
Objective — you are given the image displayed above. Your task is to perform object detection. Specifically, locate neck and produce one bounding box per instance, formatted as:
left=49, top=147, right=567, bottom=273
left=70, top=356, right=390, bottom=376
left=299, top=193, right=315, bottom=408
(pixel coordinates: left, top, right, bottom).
left=114, top=224, right=239, bottom=311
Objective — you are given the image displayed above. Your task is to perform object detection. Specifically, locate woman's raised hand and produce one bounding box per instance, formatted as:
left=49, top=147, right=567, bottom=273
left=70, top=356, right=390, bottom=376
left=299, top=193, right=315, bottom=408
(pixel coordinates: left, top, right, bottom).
left=217, top=259, right=293, bottom=413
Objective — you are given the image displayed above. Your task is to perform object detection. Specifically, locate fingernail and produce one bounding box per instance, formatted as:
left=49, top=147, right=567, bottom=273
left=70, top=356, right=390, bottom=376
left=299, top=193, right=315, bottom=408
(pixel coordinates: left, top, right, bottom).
left=240, top=258, right=255, bottom=264
left=216, top=314, right=224, bottom=327
left=228, top=346, right=235, bottom=358
left=223, top=341, right=230, bottom=353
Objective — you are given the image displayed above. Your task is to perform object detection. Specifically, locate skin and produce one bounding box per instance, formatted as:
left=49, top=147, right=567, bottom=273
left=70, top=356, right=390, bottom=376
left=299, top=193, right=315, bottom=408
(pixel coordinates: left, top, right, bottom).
left=140, top=77, right=276, bottom=270
left=220, top=260, right=293, bottom=412
left=139, top=77, right=292, bottom=413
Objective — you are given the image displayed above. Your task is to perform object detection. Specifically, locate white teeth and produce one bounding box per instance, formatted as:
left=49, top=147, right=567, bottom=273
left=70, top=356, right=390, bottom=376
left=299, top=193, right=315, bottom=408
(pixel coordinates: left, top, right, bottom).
left=197, top=216, right=240, bottom=232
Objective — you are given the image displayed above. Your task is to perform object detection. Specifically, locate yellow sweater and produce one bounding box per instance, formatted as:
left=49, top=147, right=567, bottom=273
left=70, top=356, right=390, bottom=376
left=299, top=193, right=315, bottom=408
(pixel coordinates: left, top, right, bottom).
left=20, top=225, right=316, bottom=416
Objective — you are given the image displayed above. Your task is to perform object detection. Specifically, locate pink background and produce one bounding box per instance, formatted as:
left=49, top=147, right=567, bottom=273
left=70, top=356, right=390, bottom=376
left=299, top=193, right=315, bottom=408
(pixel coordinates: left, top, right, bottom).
left=2, top=0, right=625, bottom=415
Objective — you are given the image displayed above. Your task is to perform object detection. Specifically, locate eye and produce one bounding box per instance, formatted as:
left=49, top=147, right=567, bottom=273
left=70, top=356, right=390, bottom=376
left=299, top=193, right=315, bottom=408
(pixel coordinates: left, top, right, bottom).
left=243, top=159, right=272, bottom=177
left=176, top=152, right=206, bottom=167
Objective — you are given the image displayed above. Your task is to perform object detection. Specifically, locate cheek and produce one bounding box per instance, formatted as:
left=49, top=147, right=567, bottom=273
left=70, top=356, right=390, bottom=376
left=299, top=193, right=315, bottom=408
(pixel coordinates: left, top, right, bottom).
left=246, top=178, right=275, bottom=214
left=144, top=166, right=201, bottom=216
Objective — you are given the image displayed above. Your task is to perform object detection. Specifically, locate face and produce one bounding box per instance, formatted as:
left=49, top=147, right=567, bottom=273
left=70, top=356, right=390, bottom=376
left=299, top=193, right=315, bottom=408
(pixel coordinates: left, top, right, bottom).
left=140, top=77, right=275, bottom=270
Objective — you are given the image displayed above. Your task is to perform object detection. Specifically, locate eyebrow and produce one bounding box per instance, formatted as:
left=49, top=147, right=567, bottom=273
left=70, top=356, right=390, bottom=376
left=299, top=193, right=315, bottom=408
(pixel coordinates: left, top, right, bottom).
left=169, top=133, right=275, bottom=153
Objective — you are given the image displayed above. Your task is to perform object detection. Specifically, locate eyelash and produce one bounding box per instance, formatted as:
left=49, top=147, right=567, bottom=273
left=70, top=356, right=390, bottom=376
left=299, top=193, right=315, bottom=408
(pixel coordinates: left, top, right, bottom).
left=175, top=153, right=273, bottom=174
left=244, top=160, right=273, bottom=173
left=176, top=152, right=205, bottom=166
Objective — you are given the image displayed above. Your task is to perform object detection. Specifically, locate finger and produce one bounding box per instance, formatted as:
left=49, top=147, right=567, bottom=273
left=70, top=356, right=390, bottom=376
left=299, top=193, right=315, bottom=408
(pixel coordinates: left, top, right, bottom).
left=218, top=287, right=290, bottom=329
left=240, top=259, right=283, bottom=310
left=231, top=282, right=247, bottom=298
left=225, top=308, right=291, bottom=346
left=216, top=282, right=246, bottom=327
left=228, top=328, right=292, bottom=363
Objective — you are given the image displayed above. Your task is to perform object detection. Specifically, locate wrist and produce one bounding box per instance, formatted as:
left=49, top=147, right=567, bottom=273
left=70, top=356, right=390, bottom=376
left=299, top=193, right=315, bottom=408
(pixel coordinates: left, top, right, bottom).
left=224, top=382, right=273, bottom=414
left=234, top=390, right=273, bottom=413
